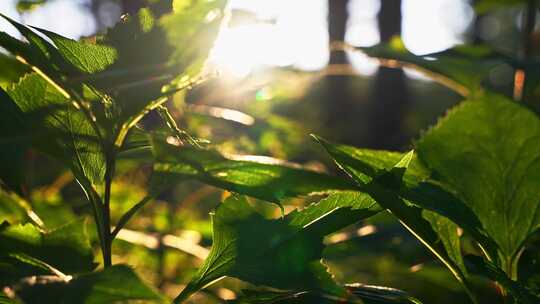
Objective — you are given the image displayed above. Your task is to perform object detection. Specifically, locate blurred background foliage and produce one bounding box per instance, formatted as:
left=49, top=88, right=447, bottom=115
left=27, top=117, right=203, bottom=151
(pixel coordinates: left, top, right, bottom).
left=1, top=0, right=539, bottom=303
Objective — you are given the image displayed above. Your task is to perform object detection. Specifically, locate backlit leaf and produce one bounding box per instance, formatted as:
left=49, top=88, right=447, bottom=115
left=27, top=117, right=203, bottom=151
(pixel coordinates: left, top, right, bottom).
left=417, top=94, right=540, bottom=274
left=31, top=27, right=117, bottom=74
left=0, top=13, right=77, bottom=79
left=6, top=73, right=105, bottom=185
left=151, top=139, right=357, bottom=203
left=0, top=53, right=29, bottom=89
left=97, top=0, right=226, bottom=125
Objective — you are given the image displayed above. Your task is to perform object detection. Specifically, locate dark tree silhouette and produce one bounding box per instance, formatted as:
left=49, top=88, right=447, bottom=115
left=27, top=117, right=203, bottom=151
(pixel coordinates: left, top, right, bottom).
left=325, top=0, right=360, bottom=145
left=368, top=0, right=410, bottom=149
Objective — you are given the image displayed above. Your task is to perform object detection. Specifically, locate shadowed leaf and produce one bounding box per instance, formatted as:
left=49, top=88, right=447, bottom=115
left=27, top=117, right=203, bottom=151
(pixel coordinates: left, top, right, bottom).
left=357, top=41, right=508, bottom=96
left=465, top=255, right=538, bottom=303
left=314, top=138, right=476, bottom=299
left=17, top=265, right=165, bottom=304
left=230, top=284, right=423, bottom=304
left=0, top=219, right=95, bottom=283
left=175, top=193, right=381, bottom=302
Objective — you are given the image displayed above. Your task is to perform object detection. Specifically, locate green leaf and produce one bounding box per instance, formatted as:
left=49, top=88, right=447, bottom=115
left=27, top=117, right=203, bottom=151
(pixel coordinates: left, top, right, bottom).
left=307, top=140, right=430, bottom=186
left=0, top=14, right=48, bottom=62
left=152, top=140, right=357, bottom=203
left=286, top=192, right=382, bottom=235
left=423, top=211, right=466, bottom=275
left=465, top=255, right=538, bottom=303
left=6, top=73, right=105, bottom=185
left=0, top=88, right=29, bottom=193
left=0, top=17, right=112, bottom=168
left=0, top=219, right=95, bottom=281
left=161, top=0, right=227, bottom=78
left=0, top=29, right=58, bottom=90
left=96, top=0, right=226, bottom=125
left=31, top=27, right=117, bottom=74
left=231, top=284, right=423, bottom=304
left=0, top=15, right=120, bottom=146
left=0, top=13, right=77, bottom=79
left=357, top=41, right=508, bottom=96
left=175, top=193, right=381, bottom=303
left=314, top=138, right=475, bottom=299
left=0, top=53, right=29, bottom=89
left=401, top=181, right=497, bottom=261
left=17, top=265, right=166, bottom=304
left=99, top=7, right=170, bottom=76
left=417, top=94, right=540, bottom=274
left=313, top=134, right=497, bottom=259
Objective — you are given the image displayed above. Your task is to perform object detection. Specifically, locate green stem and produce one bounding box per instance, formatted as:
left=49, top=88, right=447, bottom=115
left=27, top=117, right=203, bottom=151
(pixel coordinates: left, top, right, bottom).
left=75, top=176, right=108, bottom=269
left=16, top=33, right=117, bottom=269
left=111, top=195, right=153, bottom=240
left=102, top=150, right=116, bottom=268
left=157, top=106, right=200, bottom=147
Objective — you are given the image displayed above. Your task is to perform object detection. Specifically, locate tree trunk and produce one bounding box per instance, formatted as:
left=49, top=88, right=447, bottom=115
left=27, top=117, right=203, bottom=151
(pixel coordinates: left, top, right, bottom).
left=328, top=0, right=349, bottom=65
left=369, top=0, right=409, bottom=149
left=325, top=0, right=360, bottom=145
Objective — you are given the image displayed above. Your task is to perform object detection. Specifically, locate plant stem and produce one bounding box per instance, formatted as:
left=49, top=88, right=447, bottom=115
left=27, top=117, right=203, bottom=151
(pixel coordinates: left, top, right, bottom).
left=102, top=150, right=116, bottom=268
left=462, top=282, right=480, bottom=304
left=111, top=195, right=153, bottom=239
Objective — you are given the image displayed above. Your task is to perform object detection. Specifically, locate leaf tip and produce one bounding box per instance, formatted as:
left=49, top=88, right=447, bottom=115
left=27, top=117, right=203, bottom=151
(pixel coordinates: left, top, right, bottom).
left=395, top=150, right=414, bottom=169
left=309, top=133, right=321, bottom=142
left=310, top=134, right=331, bottom=148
